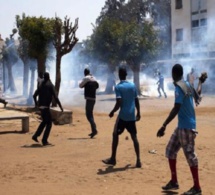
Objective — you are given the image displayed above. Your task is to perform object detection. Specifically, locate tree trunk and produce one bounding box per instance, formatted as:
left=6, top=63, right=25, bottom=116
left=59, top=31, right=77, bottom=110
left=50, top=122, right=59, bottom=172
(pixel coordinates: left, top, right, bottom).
left=22, top=59, right=29, bottom=97
left=6, top=63, right=16, bottom=93
left=52, top=54, right=62, bottom=107
left=104, top=64, right=116, bottom=94
left=37, top=56, right=46, bottom=75
left=27, top=68, right=36, bottom=105
left=130, top=63, right=141, bottom=95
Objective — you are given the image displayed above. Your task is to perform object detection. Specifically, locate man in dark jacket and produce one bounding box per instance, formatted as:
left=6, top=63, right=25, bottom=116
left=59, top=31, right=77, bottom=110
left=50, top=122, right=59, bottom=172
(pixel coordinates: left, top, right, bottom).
left=79, top=68, right=99, bottom=138
left=32, top=72, right=63, bottom=146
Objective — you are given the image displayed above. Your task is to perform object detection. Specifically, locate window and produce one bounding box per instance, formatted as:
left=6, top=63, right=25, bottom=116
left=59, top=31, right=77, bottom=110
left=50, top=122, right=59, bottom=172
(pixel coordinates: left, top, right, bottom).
left=192, top=20, right=199, bottom=27
left=176, top=29, right=183, bottom=41
left=175, top=0, right=183, bottom=9
left=200, top=18, right=207, bottom=26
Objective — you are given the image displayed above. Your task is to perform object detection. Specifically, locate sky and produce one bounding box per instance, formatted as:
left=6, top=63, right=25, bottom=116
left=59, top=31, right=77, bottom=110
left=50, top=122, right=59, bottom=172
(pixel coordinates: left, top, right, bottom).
left=0, top=0, right=106, bottom=41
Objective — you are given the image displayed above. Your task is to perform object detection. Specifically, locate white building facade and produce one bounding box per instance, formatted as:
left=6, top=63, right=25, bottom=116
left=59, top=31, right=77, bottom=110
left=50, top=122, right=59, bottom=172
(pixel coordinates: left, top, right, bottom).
left=171, top=0, right=215, bottom=61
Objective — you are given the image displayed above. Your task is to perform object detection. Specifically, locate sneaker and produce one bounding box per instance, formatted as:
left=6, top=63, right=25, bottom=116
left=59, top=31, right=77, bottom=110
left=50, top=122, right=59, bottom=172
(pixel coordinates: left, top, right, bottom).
left=42, top=142, right=52, bottom=146
left=32, top=136, right=39, bottom=143
left=136, top=159, right=142, bottom=168
left=90, top=131, right=98, bottom=138
left=183, top=187, right=202, bottom=195
left=102, top=158, right=116, bottom=166
left=162, top=180, right=179, bottom=190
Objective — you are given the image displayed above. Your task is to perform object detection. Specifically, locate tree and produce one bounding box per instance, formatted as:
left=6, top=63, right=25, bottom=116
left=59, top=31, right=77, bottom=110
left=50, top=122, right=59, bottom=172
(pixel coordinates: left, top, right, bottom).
left=53, top=16, right=78, bottom=103
left=146, top=0, right=171, bottom=59
left=96, top=0, right=126, bottom=24
left=2, top=30, right=19, bottom=93
left=89, top=18, right=124, bottom=93
left=16, top=14, right=55, bottom=104
left=17, top=37, right=30, bottom=97
left=121, top=20, right=160, bottom=93
left=16, top=14, right=55, bottom=74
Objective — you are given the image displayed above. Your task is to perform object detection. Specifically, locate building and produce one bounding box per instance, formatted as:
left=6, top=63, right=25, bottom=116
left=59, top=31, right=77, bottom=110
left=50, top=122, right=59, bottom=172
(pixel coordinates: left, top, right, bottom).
left=171, top=0, right=215, bottom=64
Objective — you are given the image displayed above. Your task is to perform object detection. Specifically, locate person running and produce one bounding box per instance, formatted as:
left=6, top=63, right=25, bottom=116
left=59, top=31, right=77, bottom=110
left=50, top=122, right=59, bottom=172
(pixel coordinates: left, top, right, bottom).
left=79, top=68, right=99, bottom=138
left=32, top=72, right=63, bottom=146
left=157, top=64, right=207, bottom=195
left=157, top=72, right=167, bottom=98
left=187, top=68, right=196, bottom=88
left=102, top=66, right=141, bottom=168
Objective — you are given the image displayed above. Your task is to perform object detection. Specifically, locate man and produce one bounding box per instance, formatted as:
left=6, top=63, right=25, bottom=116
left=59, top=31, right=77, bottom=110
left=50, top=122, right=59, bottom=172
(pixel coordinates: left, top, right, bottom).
left=79, top=68, right=99, bottom=138
left=187, top=68, right=196, bottom=88
left=32, top=72, right=63, bottom=146
left=157, top=72, right=167, bottom=98
left=157, top=64, right=207, bottom=195
left=102, top=66, right=141, bottom=168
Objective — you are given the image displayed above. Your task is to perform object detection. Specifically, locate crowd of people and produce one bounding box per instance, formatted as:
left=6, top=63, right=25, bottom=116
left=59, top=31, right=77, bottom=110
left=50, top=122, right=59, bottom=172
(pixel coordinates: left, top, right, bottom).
left=1, top=63, right=207, bottom=195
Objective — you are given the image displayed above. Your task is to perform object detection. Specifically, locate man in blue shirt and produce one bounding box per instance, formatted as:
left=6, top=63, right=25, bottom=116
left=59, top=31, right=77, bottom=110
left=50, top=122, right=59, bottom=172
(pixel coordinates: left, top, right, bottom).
left=157, top=72, right=167, bottom=98
left=102, top=66, right=141, bottom=168
left=157, top=64, right=206, bottom=195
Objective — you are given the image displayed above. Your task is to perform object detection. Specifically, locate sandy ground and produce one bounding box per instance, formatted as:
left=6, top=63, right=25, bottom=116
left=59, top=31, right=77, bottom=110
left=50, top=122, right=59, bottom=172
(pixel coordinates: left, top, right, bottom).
left=0, top=91, right=215, bottom=195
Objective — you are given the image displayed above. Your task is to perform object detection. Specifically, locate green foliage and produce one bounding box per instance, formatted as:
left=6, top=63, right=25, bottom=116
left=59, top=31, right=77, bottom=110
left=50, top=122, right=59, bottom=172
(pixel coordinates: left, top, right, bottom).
left=16, top=14, right=55, bottom=59
left=86, top=17, right=160, bottom=68
left=121, top=20, right=160, bottom=64
left=92, top=18, right=124, bottom=64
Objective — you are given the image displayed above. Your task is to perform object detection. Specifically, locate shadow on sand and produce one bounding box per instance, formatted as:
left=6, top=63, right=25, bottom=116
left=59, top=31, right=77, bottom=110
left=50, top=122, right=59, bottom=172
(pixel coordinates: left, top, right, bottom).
left=161, top=190, right=179, bottom=195
left=21, top=144, right=54, bottom=148
left=68, top=137, right=91, bottom=141
left=0, top=130, right=25, bottom=135
left=97, top=164, right=134, bottom=175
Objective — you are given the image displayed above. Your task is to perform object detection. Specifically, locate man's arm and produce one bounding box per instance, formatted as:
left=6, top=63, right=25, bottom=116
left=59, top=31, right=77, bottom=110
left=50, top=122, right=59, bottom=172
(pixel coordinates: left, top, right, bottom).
left=79, top=77, right=89, bottom=88
left=109, top=98, right=121, bottom=118
left=55, top=98, right=63, bottom=112
left=33, top=89, right=39, bottom=107
left=51, top=85, right=63, bottom=112
left=157, top=103, right=181, bottom=137
left=196, top=72, right=207, bottom=96
left=135, top=98, right=141, bottom=121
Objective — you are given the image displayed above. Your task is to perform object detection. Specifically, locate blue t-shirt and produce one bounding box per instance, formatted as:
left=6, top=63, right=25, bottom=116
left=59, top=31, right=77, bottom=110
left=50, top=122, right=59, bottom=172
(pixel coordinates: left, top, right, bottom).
left=175, top=82, right=196, bottom=129
left=115, top=80, right=137, bottom=121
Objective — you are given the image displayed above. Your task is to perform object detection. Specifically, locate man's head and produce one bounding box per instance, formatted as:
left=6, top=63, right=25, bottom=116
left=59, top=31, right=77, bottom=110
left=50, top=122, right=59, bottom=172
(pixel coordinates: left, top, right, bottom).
left=84, top=68, right=90, bottom=76
left=191, top=68, right=194, bottom=73
left=118, top=66, right=127, bottom=80
left=44, top=72, right=50, bottom=81
left=172, top=64, right=183, bottom=82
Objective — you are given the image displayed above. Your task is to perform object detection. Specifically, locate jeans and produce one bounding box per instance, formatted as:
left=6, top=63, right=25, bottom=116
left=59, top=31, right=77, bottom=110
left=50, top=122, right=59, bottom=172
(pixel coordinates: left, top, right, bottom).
left=85, top=99, right=97, bottom=134
left=33, top=108, right=52, bottom=143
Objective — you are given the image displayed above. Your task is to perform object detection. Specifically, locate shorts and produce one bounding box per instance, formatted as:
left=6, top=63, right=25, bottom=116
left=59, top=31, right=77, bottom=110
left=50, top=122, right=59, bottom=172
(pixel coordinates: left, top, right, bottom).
left=113, top=117, right=137, bottom=135
left=165, top=128, right=198, bottom=167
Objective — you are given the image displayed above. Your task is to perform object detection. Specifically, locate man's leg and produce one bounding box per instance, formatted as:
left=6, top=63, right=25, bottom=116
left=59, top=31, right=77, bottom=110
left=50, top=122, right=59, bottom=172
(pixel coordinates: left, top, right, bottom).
left=32, top=109, right=46, bottom=142
left=41, top=108, right=52, bottom=145
left=130, top=133, right=141, bottom=167
left=102, top=117, right=122, bottom=165
left=161, top=85, right=167, bottom=98
left=162, top=129, right=181, bottom=190
left=168, top=159, right=178, bottom=183
left=158, top=86, right=161, bottom=97
left=85, top=100, right=97, bottom=137
left=182, top=130, right=201, bottom=193
left=127, top=121, right=141, bottom=168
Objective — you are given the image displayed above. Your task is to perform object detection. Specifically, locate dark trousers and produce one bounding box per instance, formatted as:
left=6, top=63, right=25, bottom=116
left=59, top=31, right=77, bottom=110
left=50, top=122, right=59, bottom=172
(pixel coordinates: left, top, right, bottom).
left=85, top=99, right=97, bottom=134
left=34, top=108, right=52, bottom=143
left=158, top=84, right=167, bottom=97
